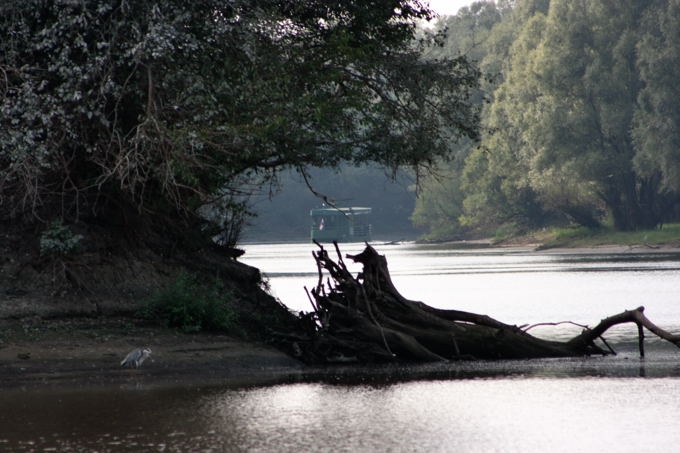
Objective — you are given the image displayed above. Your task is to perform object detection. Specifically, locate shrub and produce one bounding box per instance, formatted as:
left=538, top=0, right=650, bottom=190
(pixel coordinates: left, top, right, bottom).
left=141, top=272, right=238, bottom=333
left=39, top=221, right=83, bottom=257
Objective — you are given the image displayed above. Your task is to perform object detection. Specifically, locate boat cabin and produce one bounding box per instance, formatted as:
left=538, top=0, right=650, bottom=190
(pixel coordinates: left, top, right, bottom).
left=310, top=207, right=372, bottom=242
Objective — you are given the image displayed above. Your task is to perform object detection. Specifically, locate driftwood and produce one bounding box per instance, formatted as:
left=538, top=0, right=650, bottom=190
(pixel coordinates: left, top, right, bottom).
left=293, top=242, right=680, bottom=364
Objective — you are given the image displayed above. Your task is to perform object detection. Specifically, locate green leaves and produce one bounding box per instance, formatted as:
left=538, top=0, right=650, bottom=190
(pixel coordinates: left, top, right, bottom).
left=39, top=221, right=84, bottom=257
left=141, top=272, right=238, bottom=333
left=633, top=0, right=680, bottom=191
left=415, top=0, right=680, bottom=239
left=1, top=0, right=480, bottom=239
left=472, top=0, right=676, bottom=231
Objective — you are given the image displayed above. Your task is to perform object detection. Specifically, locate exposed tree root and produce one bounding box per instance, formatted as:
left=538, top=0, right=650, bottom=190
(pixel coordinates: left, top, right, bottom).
left=292, top=242, right=680, bottom=364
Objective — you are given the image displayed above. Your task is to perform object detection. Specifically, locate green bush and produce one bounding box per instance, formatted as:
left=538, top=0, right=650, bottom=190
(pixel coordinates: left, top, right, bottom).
left=39, top=221, right=83, bottom=257
left=141, top=273, right=238, bottom=333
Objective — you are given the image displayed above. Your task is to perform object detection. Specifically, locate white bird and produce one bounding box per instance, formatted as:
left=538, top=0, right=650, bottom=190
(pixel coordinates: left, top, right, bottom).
left=120, top=347, right=152, bottom=368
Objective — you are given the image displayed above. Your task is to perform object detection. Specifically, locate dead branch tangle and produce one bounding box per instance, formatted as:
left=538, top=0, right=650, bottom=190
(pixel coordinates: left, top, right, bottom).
left=293, top=242, right=680, bottom=364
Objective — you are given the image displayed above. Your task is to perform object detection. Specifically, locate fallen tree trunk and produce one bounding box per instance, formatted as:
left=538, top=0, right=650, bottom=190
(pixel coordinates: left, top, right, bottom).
left=292, top=242, right=680, bottom=364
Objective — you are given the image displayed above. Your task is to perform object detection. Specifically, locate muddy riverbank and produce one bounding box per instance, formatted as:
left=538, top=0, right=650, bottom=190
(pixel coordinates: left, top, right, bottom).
left=0, top=317, right=305, bottom=390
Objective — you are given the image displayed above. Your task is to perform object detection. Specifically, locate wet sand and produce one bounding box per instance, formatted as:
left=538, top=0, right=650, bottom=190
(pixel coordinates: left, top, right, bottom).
left=0, top=317, right=305, bottom=390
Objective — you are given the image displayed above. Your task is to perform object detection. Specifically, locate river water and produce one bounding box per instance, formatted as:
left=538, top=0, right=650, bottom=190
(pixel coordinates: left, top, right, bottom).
left=2, top=242, right=680, bottom=453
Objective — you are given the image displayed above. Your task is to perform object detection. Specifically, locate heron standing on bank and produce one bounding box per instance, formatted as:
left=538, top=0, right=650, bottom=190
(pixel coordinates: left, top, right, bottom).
left=120, top=347, right=152, bottom=368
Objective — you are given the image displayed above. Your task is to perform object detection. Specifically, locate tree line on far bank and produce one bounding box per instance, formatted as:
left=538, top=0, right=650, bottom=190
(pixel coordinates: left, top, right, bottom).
left=412, top=0, right=680, bottom=241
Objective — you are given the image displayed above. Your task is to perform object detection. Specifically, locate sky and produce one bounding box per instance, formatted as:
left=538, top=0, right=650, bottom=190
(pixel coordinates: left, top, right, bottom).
left=426, top=0, right=474, bottom=16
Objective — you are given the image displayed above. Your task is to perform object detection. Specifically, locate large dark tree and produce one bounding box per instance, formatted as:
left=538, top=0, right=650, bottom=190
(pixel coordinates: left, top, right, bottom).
left=0, top=0, right=480, bottom=247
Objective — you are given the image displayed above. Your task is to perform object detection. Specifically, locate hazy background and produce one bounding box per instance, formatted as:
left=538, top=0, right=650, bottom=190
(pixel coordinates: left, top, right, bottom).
left=244, top=166, right=422, bottom=242
left=242, top=2, right=475, bottom=243
left=427, top=0, right=474, bottom=16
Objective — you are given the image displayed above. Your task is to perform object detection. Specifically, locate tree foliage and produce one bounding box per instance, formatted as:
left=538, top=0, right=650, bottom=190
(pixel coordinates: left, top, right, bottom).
left=0, top=0, right=480, bottom=245
left=634, top=0, right=680, bottom=193
left=412, top=1, right=512, bottom=237
left=414, top=0, right=680, bottom=240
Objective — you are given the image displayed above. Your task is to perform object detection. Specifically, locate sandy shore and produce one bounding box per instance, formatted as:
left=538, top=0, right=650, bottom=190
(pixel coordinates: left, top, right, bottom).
left=0, top=317, right=306, bottom=390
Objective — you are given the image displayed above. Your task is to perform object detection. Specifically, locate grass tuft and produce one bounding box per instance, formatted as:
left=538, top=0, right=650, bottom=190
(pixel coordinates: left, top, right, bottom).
left=538, top=223, right=680, bottom=249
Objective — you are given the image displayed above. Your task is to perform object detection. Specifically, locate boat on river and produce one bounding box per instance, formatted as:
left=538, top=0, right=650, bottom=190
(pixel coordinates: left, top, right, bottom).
left=310, top=206, right=372, bottom=242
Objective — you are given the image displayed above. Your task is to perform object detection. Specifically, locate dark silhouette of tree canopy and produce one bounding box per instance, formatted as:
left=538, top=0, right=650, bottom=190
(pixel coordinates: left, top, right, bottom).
left=0, top=0, right=480, bottom=244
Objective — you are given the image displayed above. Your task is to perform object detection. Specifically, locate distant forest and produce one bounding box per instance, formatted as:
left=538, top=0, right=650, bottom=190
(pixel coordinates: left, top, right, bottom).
left=248, top=0, right=680, bottom=242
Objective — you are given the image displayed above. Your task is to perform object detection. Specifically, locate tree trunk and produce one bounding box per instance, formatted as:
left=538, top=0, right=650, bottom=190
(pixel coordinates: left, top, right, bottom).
left=291, top=242, right=680, bottom=364
left=605, top=171, right=664, bottom=231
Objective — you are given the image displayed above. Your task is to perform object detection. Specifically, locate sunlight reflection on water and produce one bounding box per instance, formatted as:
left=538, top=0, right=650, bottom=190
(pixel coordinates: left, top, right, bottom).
left=6, top=377, right=674, bottom=453
left=193, top=377, right=680, bottom=453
